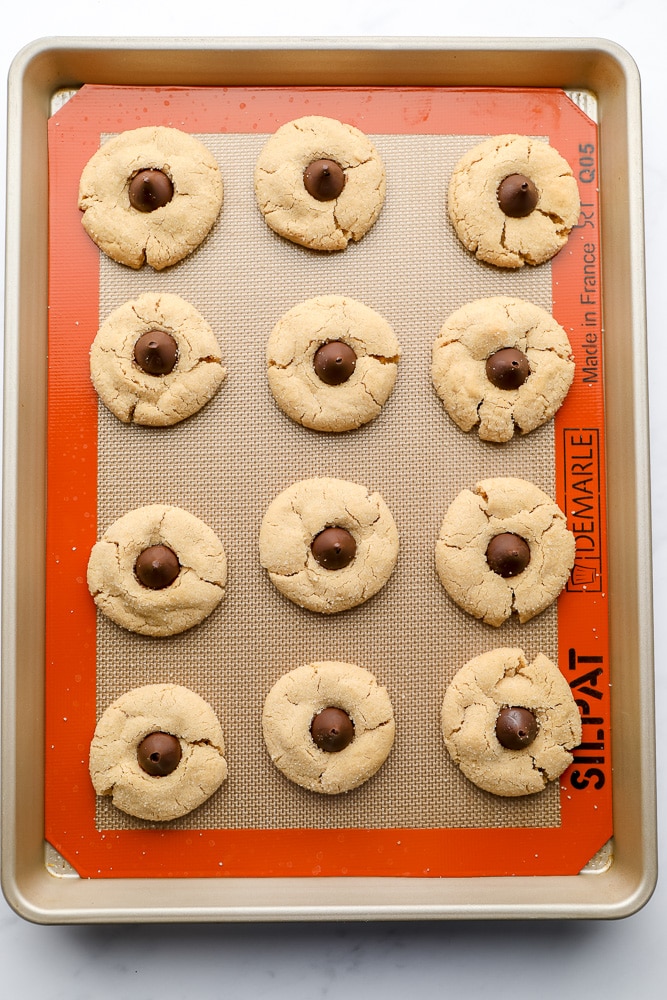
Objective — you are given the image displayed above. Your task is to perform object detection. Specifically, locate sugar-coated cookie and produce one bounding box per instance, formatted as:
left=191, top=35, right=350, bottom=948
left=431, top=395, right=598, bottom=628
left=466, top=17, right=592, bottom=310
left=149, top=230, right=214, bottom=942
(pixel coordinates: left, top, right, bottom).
left=435, top=477, right=575, bottom=626
left=78, top=126, right=223, bottom=269
left=87, top=504, right=227, bottom=636
left=267, top=295, right=400, bottom=432
left=431, top=296, right=574, bottom=442
left=441, top=648, right=582, bottom=796
left=254, top=115, right=386, bottom=251
left=89, top=683, right=228, bottom=821
left=447, top=134, right=580, bottom=268
left=90, top=292, right=226, bottom=426
left=262, top=661, right=395, bottom=794
left=259, top=477, right=399, bottom=614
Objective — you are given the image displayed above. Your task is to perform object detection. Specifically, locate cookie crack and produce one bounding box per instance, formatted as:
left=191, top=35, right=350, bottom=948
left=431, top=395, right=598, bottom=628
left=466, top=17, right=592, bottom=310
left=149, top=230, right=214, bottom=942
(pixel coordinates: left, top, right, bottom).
left=358, top=373, right=383, bottom=408
left=536, top=207, right=567, bottom=229
left=528, top=753, right=549, bottom=783
left=191, top=738, right=224, bottom=754
left=345, top=154, right=373, bottom=172
left=365, top=716, right=393, bottom=735
left=369, top=353, right=399, bottom=365
left=195, top=569, right=226, bottom=591
left=540, top=512, right=565, bottom=544
left=332, top=203, right=350, bottom=238
left=342, top=502, right=363, bottom=528
left=107, top=538, right=124, bottom=579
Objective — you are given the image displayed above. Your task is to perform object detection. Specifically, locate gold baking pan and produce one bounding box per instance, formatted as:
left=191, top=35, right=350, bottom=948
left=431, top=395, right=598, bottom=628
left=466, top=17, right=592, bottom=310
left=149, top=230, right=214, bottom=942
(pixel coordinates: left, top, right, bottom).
left=2, top=36, right=655, bottom=922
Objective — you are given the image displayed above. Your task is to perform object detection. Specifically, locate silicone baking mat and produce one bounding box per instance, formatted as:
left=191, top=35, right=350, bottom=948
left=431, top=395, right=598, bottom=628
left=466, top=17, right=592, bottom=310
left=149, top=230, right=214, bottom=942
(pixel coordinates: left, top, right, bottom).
left=45, top=85, right=611, bottom=878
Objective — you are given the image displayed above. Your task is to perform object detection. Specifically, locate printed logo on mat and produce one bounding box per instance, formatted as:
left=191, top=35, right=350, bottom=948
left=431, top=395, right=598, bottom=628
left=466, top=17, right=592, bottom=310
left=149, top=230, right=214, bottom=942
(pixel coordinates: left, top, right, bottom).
left=563, top=428, right=603, bottom=592
left=567, top=647, right=608, bottom=792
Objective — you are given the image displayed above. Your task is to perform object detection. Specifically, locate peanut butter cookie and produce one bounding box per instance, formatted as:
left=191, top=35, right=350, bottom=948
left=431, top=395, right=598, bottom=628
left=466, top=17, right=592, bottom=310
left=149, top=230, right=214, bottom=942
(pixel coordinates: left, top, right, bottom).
left=254, top=115, right=386, bottom=251
left=90, top=292, right=226, bottom=426
left=435, top=477, right=575, bottom=626
left=267, top=295, right=400, bottom=432
left=431, top=296, right=574, bottom=442
left=262, top=661, right=395, bottom=794
left=79, top=126, right=223, bottom=269
left=448, top=134, right=580, bottom=268
left=259, top=477, right=399, bottom=614
left=89, top=683, right=228, bottom=821
left=87, top=504, right=227, bottom=636
left=441, top=648, right=582, bottom=796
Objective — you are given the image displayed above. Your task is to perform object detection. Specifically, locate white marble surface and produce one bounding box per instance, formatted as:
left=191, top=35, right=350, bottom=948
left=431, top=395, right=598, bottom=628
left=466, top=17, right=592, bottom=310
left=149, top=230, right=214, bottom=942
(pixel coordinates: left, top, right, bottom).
left=0, top=2, right=664, bottom=997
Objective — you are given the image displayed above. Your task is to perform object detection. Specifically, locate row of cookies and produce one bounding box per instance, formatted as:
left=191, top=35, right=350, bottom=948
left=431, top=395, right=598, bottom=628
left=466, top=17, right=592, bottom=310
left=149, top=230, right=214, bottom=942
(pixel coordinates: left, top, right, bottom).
left=78, top=120, right=580, bottom=267
left=91, top=291, right=574, bottom=442
left=89, top=648, right=582, bottom=822
left=87, top=475, right=575, bottom=631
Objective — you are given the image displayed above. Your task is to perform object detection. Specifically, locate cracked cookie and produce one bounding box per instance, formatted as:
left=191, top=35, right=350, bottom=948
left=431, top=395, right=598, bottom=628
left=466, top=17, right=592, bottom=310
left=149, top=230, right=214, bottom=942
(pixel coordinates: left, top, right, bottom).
left=431, top=296, right=574, bottom=442
left=447, top=134, right=580, bottom=268
left=78, top=126, right=223, bottom=269
left=90, top=292, right=226, bottom=426
left=87, top=504, right=227, bottom=636
left=254, top=115, right=386, bottom=251
left=266, top=295, right=400, bottom=431
left=262, top=661, right=395, bottom=794
left=259, top=477, right=399, bottom=614
left=435, top=477, right=575, bottom=626
left=441, top=648, right=582, bottom=796
left=89, top=683, right=228, bottom=821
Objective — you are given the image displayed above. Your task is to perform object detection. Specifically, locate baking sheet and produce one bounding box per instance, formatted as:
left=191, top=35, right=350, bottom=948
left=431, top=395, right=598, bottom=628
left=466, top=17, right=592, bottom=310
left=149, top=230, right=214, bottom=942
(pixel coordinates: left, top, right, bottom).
left=2, top=37, right=654, bottom=921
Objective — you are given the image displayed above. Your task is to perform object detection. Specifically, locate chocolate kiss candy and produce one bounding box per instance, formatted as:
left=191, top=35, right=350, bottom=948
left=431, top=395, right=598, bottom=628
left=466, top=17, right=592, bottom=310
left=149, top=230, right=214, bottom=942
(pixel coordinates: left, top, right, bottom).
left=128, top=169, right=174, bottom=212
left=134, top=330, right=178, bottom=376
left=497, top=173, right=538, bottom=218
left=485, top=347, right=530, bottom=390
left=303, top=159, right=346, bottom=201
left=310, top=707, right=355, bottom=752
left=311, top=527, right=357, bottom=570
left=486, top=533, right=531, bottom=578
left=313, top=341, right=357, bottom=385
left=137, top=732, right=182, bottom=776
left=495, top=707, right=538, bottom=750
left=135, top=544, right=181, bottom=589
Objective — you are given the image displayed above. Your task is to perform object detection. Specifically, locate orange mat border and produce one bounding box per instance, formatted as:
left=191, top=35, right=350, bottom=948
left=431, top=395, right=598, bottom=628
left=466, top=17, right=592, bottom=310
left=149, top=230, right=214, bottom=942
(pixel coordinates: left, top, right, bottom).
left=45, top=85, right=611, bottom=879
